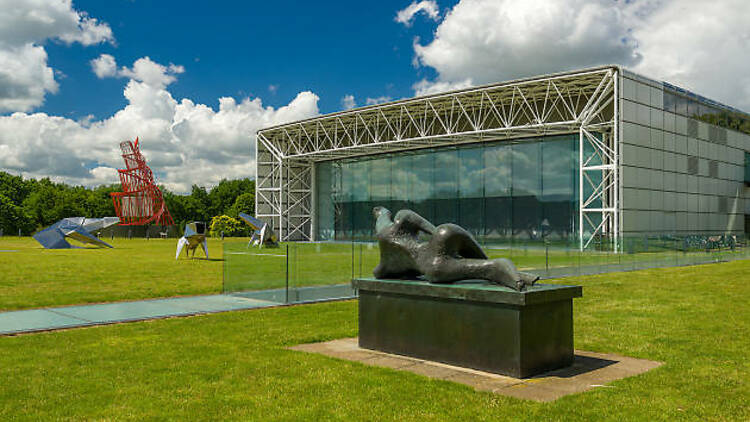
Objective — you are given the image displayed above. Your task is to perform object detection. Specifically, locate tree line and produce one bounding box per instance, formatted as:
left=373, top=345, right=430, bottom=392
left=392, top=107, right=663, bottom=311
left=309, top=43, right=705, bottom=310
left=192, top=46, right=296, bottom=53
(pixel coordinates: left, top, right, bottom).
left=0, top=171, right=255, bottom=236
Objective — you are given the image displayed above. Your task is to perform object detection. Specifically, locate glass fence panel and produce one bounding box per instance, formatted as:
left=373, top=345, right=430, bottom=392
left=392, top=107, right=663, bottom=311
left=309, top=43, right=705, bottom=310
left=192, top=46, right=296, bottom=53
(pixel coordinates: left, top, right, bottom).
left=287, top=242, right=358, bottom=304
left=221, top=232, right=747, bottom=304
left=222, top=240, right=288, bottom=302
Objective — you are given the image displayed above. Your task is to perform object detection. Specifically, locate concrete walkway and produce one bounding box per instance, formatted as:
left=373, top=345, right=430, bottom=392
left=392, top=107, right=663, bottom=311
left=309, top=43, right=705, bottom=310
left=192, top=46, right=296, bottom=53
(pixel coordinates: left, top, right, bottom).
left=0, top=295, right=278, bottom=336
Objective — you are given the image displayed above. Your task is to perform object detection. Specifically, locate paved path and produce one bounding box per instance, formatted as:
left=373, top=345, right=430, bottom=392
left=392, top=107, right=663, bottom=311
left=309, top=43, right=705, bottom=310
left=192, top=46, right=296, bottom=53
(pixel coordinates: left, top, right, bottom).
left=0, top=295, right=278, bottom=336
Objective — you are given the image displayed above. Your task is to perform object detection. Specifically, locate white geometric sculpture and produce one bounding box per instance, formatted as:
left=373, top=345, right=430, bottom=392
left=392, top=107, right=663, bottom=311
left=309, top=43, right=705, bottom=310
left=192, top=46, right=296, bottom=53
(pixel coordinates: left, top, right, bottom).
left=176, top=221, right=208, bottom=259
left=238, top=212, right=278, bottom=248
left=33, top=217, right=119, bottom=249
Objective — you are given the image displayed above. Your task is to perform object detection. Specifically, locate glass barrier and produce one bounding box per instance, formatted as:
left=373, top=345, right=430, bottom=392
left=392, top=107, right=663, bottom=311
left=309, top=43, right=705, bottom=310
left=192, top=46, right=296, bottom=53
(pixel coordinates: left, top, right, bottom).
left=222, top=233, right=749, bottom=305
left=223, top=240, right=289, bottom=303
left=287, top=242, right=357, bottom=303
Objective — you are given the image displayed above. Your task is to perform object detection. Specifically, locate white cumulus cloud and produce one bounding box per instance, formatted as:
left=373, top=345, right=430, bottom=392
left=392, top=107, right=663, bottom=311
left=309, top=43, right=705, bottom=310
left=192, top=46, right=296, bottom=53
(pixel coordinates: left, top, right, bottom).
left=412, top=78, right=474, bottom=96
left=413, top=0, right=639, bottom=94
left=365, top=96, right=392, bottom=106
left=0, top=56, right=320, bottom=192
left=119, top=57, right=185, bottom=89
left=409, top=0, right=750, bottom=110
left=0, top=44, right=58, bottom=112
left=341, top=94, right=356, bottom=110
left=91, top=54, right=185, bottom=89
left=630, top=0, right=750, bottom=111
left=395, top=1, right=441, bottom=26
left=0, top=0, right=113, bottom=112
left=90, top=53, right=117, bottom=78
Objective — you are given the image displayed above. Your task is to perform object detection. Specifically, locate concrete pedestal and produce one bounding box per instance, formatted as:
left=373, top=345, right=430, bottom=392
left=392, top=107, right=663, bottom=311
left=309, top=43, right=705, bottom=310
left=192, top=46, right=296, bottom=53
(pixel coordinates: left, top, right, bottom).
left=353, top=278, right=582, bottom=378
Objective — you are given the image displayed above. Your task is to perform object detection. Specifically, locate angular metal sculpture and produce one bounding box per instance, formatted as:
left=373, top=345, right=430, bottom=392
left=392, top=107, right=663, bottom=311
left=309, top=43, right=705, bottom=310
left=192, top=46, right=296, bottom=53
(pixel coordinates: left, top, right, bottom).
left=33, top=217, right=119, bottom=249
left=373, top=207, right=538, bottom=291
left=111, top=138, right=174, bottom=226
left=238, top=212, right=278, bottom=248
left=176, top=221, right=208, bottom=259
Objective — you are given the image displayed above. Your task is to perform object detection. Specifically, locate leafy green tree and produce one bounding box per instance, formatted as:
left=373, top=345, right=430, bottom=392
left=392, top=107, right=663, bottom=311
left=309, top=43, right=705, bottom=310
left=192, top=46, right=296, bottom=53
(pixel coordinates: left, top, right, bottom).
left=228, top=192, right=255, bottom=218
left=0, top=194, right=34, bottom=235
left=208, top=178, right=255, bottom=216
left=189, top=185, right=211, bottom=221
left=209, top=215, right=244, bottom=237
left=85, top=184, right=119, bottom=217
left=163, top=190, right=188, bottom=227
left=22, top=183, right=86, bottom=229
left=188, top=196, right=210, bottom=222
left=0, top=172, right=32, bottom=206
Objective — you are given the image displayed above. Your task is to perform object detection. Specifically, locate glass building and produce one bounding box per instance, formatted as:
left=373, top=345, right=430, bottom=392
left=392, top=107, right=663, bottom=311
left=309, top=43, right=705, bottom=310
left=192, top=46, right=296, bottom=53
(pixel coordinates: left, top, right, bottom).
left=256, top=66, right=750, bottom=250
left=315, top=135, right=580, bottom=242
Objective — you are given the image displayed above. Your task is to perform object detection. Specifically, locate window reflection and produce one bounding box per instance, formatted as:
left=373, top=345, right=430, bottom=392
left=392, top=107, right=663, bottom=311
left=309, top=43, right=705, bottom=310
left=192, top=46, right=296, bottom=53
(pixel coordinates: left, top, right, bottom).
left=663, top=90, right=750, bottom=135
left=318, top=135, right=580, bottom=243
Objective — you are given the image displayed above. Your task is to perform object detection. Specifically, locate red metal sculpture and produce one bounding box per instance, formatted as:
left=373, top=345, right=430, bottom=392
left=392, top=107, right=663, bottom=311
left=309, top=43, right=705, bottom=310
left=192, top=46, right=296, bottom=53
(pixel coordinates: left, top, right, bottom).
left=111, top=138, right=174, bottom=226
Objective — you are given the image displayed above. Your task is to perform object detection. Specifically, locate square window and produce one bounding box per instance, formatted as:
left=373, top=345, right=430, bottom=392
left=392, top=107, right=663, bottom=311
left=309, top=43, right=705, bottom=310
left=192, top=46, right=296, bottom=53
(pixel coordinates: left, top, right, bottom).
left=622, top=166, right=638, bottom=188
left=637, top=104, right=651, bottom=126
left=622, top=121, right=639, bottom=145
left=687, top=138, right=699, bottom=156
left=650, top=86, right=664, bottom=109
left=650, top=108, right=663, bottom=129
left=636, top=82, right=651, bottom=104
left=622, top=78, right=637, bottom=101
left=664, top=171, right=676, bottom=191
left=663, top=112, right=676, bottom=133
left=664, top=132, right=676, bottom=151
left=675, top=136, right=688, bottom=154
left=622, top=100, right=637, bottom=123
left=718, top=196, right=728, bottom=214
left=675, top=115, right=687, bottom=135
left=651, top=129, right=664, bottom=150
left=709, top=160, right=719, bottom=178
left=651, top=150, right=664, bottom=169
left=687, top=156, right=699, bottom=175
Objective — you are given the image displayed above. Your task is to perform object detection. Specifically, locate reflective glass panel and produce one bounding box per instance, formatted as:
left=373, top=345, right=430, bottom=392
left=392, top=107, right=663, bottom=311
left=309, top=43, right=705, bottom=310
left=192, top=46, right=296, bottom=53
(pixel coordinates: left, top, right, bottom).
left=317, top=135, right=579, bottom=242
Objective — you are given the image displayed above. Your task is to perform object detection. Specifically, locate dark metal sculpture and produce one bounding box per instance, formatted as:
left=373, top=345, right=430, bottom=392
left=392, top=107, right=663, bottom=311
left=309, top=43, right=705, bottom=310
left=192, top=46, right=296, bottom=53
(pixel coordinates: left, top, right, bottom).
left=373, top=207, right=538, bottom=291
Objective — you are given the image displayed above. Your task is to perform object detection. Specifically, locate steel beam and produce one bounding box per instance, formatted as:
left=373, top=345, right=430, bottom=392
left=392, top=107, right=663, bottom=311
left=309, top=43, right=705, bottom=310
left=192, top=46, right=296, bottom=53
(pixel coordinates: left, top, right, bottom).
left=256, top=66, right=620, bottom=247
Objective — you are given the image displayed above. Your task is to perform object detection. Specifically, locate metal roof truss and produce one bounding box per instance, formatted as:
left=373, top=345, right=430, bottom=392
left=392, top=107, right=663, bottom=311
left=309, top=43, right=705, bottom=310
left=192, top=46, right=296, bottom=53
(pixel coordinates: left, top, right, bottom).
left=256, top=67, right=619, bottom=250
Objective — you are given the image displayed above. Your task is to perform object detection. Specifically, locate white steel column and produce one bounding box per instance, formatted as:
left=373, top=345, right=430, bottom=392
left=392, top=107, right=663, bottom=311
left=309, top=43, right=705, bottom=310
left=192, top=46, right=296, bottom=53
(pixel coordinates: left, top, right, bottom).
left=255, top=133, right=284, bottom=238
left=579, top=130, right=585, bottom=251
left=310, top=163, right=317, bottom=241
left=613, top=69, right=620, bottom=252
left=577, top=68, right=618, bottom=250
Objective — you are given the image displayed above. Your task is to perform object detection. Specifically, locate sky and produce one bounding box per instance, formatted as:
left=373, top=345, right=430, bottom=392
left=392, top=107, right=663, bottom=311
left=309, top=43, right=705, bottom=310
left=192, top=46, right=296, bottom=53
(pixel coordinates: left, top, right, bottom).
left=0, top=0, right=748, bottom=193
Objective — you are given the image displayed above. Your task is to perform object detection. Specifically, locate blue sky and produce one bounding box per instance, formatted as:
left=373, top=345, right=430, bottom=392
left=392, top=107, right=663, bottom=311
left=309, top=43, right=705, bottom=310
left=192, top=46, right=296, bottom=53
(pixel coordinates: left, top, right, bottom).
left=0, top=0, right=747, bottom=191
left=40, top=0, right=456, bottom=120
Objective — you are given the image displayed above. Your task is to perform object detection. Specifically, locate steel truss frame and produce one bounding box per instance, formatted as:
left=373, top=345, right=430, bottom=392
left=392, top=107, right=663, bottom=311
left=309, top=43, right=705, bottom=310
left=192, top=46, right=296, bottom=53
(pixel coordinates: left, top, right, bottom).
left=256, top=66, right=619, bottom=250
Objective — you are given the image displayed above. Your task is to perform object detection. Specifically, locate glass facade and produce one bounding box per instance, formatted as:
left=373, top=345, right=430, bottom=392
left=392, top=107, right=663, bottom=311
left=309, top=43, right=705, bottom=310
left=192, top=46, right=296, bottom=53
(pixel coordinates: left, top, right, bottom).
left=663, top=85, right=750, bottom=136
left=315, top=135, right=579, bottom=243
left=621, top=72, right=750, bottom=237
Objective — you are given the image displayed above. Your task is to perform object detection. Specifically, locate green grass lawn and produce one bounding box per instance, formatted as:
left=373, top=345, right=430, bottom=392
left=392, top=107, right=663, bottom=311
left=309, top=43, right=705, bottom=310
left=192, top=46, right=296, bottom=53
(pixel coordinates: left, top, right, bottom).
left=0, top=260, right=748, bottom=420
left=0, top=237, right=224, bottom=311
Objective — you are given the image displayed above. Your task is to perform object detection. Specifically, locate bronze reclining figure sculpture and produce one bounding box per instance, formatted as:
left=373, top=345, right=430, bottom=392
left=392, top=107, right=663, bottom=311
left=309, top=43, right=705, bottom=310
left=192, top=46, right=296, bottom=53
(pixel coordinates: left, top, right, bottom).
left=373, top=207, right=538, bottom=291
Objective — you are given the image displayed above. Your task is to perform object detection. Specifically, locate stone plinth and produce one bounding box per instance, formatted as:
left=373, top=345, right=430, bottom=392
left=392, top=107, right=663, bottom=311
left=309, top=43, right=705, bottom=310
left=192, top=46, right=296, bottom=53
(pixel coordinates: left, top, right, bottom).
left=352, top=278, right=582, bottom=378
